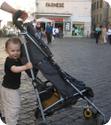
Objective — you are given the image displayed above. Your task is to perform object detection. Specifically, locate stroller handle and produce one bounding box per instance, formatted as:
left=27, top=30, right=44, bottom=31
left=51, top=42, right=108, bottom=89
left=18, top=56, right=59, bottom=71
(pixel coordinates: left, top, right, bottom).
left=13, top=10, right=25, bottom=31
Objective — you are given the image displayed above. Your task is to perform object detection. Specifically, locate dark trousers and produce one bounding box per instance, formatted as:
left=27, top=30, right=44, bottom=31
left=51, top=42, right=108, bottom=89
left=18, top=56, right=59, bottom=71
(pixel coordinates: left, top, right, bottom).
left=46, top=32, right=52, bottom=44
left=95, top=33, right=100, bottom=44
left=108, top=35, right=111, bottom=44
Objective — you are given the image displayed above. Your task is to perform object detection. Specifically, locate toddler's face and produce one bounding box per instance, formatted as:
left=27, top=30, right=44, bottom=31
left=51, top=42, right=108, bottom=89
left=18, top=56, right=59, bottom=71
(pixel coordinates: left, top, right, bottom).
left=6, top=43, right=21, bottom=60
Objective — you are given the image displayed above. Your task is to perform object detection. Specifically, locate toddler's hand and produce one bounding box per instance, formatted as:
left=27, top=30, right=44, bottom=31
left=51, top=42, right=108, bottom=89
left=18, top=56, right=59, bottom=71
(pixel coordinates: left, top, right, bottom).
left=25, top=62, right=32, bottom=69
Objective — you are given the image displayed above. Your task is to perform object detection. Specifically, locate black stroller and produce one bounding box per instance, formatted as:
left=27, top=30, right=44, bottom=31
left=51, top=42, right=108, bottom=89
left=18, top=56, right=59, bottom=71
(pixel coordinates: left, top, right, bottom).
left=13, top=11, right=107, bottom=125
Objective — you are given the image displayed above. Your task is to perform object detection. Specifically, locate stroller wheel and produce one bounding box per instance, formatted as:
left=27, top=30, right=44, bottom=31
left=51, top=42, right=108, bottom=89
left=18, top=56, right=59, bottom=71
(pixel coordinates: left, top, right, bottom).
left=83, top=107, right=93, bottom=119
left=35, top=108, right=41, bottom=118
left=38, top=123, right=47, bottom=125
left=38, top=121, right=48, bottom=125
left=96, top=114, right=108, bottom=125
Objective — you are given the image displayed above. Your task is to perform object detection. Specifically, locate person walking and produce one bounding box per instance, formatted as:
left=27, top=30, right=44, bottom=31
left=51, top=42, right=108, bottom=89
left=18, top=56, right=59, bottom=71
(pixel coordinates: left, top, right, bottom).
left=95, top=24, right=101, bottom=44
left=107, top=25, right=111, bottom=45
left=35, top=22, right=42, bottom=39
left=101, top=25, right=107, bottom=44
left=45, top=22, right=53, bottom=44
left=0, top=37, right=32, bottom=125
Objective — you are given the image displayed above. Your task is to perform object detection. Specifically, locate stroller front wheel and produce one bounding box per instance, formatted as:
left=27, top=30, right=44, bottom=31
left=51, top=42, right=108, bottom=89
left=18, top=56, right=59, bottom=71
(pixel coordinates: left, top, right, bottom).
left=35, top=108, right=41, bottom=118
left=38, top=122, right=48, bottom=125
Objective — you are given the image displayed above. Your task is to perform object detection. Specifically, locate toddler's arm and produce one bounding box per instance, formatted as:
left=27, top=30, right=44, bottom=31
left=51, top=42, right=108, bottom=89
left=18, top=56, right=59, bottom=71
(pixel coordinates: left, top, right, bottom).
left=10, top=62, right=32, bottom=73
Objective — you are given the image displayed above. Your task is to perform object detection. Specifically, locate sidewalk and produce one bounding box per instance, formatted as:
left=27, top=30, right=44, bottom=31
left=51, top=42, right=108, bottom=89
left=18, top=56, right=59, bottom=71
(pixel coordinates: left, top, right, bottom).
left=0, top=37, right=111, bottom=125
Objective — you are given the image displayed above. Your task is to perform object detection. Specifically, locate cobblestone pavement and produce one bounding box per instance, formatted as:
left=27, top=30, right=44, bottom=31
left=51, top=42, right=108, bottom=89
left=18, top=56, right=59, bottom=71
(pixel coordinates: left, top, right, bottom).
left=0, top=37, right=111, bottom=125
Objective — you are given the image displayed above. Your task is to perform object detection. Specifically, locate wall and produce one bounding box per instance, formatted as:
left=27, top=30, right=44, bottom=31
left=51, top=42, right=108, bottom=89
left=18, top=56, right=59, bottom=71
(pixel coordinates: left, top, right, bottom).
left=35, top=0, right=91, bottom=37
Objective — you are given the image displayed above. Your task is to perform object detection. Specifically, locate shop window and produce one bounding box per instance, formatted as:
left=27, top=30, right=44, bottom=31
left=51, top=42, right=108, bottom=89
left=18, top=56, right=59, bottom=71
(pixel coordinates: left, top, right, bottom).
left=72, top=24, right=84, bottom=37
left=65, top=22, right=71, bottom=31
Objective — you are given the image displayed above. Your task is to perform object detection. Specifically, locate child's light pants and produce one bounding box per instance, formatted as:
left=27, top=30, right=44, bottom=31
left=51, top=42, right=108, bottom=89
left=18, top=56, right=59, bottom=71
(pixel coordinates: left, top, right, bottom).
left=0, top=85, right=20, bottom=125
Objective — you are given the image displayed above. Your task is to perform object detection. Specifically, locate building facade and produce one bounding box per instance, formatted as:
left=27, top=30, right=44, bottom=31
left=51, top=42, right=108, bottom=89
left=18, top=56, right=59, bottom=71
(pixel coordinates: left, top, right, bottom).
left=33, top=0, right=91, bottom=37
left=92, top=0, right=109, bottom=30
left=108, top=7, right=111, bottom=24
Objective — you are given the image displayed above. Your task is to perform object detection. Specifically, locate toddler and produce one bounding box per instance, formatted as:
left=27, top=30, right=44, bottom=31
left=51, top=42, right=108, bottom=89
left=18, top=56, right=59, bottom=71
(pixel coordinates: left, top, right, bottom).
left=0, top=37, right=32, bottom=125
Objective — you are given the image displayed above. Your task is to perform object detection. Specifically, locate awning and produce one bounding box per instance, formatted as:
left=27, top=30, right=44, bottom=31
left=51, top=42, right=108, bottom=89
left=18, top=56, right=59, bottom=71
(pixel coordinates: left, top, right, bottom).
left=48, top=17, right=64, bottom=22
left=36, top=17, right=54, bottom=23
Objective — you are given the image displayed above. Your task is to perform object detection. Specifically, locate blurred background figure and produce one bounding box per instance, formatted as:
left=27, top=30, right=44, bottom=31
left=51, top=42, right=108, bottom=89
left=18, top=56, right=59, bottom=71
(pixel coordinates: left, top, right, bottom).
left=101, top=25, right=107, bottom=44
left=45, top=22, right=53, bottom=44
left=35, top=22, right=42, bottom=39
left=95, top=24, right=101, bottom=44
left=107, top=24, right=111, bottom=45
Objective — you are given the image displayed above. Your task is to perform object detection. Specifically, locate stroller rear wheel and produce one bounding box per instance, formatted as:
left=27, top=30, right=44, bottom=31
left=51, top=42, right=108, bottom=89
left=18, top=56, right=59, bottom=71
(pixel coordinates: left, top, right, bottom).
left=83, top=107, right=93, bottom=119
left=83, top=106, right=99, bottom=120
left=83, top=107, right=94, bottom=119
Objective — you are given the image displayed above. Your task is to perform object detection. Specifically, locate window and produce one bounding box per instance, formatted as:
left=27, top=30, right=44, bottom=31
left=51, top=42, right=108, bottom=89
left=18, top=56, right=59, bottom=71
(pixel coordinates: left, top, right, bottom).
left=100, top=14, right=102, bottom=21
left=72, top=24, right=84, bottom=37
left=100, top=0, right=103, bottom=8
left=97, top=1, right=99, bottom=9
left=96, top=15, right=98, bottom=23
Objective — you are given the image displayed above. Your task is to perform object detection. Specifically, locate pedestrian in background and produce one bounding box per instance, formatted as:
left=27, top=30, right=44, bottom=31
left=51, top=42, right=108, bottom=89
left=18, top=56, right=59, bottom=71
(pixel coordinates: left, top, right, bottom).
left=0, top=37, right=32, bottom=125
left=45, top=22, right=53, bottom=44
left=107, top=25, right=111, bottom=45
left=35, top=22, right=42, bottom=39
left=101, top=25, right=107, bottom=44
left=95, top=24, right=101, bottom=44
left=52, top=26, right=57, bottom=38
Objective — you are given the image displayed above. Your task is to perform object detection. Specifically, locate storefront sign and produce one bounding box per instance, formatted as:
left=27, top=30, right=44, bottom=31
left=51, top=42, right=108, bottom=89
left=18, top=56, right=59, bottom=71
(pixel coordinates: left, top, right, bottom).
left=48, top=17, right=64, bottom=22
left=46, top=2, right=64, bottom=8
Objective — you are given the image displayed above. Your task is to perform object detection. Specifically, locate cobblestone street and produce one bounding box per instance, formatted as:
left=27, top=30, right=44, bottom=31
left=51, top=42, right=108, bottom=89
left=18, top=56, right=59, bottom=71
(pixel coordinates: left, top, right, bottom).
left=0, top=37, right=111, bottom=125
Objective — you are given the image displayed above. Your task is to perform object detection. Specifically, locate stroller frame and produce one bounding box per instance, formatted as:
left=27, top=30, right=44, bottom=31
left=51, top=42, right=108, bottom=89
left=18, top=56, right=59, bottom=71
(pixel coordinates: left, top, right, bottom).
left=20, top=31, right=106, bottom=125
left=12, top=10, right=107, bottom=125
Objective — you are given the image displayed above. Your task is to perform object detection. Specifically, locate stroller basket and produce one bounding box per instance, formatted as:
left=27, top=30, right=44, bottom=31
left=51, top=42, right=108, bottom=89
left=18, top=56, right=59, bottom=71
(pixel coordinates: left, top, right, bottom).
left=37, top=79, right=93, bottom=116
